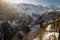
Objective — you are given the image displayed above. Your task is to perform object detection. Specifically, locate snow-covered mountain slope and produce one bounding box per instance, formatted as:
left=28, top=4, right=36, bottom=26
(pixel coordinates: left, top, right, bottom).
left=17, top=3, right=48, bottom=16
left=16, top=3, right=60, bottom=21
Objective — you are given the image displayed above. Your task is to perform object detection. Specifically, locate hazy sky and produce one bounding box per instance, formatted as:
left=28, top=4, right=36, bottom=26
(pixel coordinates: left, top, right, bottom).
left=36, top=0, right=60, bottom=6
left=6, top=0, right=60, bottom=6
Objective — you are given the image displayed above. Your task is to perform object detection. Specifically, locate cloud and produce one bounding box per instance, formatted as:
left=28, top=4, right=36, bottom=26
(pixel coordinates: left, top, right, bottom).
left=6, top=0, right=36, bottom=4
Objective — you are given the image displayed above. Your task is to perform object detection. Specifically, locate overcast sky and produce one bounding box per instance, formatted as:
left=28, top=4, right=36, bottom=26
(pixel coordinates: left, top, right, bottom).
left=7, top=0, right=60, bottom=6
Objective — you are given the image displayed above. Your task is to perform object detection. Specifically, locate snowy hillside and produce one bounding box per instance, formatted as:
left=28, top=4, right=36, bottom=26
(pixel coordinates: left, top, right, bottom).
left=17, top=3, right=48, bottom=16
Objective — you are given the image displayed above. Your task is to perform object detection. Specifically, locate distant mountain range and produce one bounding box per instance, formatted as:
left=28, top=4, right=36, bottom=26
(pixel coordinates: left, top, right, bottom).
left=0, top=1, right=60, bottom=21
left=1, top=1, right=60, bottom=15
left=16, top=3, right=60, bottom=21
left=16, top=3, right=60, bottom=15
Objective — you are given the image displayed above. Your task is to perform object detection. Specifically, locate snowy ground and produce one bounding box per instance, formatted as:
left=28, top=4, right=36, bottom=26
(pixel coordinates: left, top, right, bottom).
left=33, top=24, right=59, bottom=40
left=33, top=32, right=59, bottom=40
left=42, top=32, right=59, bottom=40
